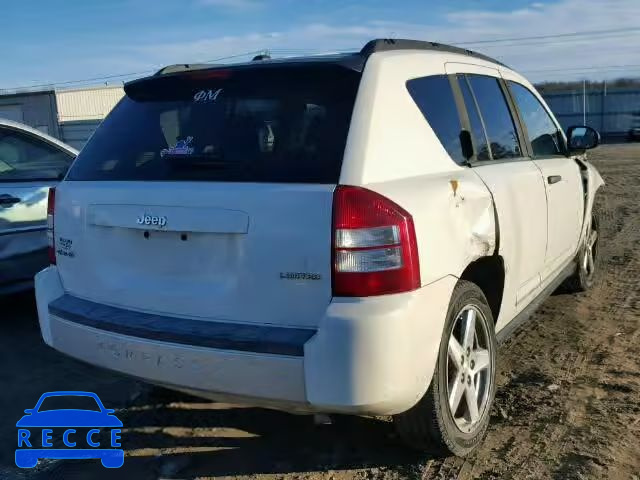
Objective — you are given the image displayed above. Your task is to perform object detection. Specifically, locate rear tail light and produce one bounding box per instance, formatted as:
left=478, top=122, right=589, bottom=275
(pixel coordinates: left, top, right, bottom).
left=332, top=186, right=420, bottom=297
left=47, top=187, right=56, bottom=265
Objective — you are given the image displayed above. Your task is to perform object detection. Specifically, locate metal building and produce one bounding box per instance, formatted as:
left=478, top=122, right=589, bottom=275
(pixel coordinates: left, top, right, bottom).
left=541, top=87, right=640, bottom=142
left=0, top=90, right=60, bottom=137
left=56, top=85, right=124, bottom=149
left=0, top=84, right=124, bottom=149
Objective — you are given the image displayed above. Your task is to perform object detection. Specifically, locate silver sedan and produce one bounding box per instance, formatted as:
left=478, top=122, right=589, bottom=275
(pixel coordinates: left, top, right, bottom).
left=0, top=119, right=77, bottom=294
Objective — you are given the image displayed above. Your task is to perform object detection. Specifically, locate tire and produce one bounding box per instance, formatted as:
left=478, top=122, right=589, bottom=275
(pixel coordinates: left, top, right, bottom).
left=393, top=280, right=497, bottom=456
left=563, top=209, right=600, bottom=293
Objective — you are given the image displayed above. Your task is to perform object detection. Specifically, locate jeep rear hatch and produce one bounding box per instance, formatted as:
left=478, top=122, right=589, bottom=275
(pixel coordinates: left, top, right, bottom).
left=54, top=64, right=361, bottom=328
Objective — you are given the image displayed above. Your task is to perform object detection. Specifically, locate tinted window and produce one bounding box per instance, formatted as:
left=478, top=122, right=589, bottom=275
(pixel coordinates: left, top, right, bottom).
left=67, top=66, right=360, bottom=183
left=467, top=75, right=521, bottom=160
left=458, top=75, right=490, bottom=161
left=509, top=82, right=564, bottom=157
left=0, top=128, right=73, bottom=181
left=406, top=75, right=464, bottom=165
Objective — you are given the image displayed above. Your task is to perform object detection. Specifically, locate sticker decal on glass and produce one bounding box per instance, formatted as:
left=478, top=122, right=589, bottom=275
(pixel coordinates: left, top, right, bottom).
left=160, top=136, right=194, bottom=158
left=193, top=89, right=223, bottom=103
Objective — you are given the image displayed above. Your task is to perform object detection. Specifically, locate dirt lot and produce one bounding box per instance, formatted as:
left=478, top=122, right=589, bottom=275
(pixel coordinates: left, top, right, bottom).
left=1, top=143, right=639, bottom=480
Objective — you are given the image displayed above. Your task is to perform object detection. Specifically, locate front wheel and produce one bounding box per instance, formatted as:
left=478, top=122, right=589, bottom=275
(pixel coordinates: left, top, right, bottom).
left=393, top=280, right=497, bottom=456
left=563, top=210, right=600, bottom=292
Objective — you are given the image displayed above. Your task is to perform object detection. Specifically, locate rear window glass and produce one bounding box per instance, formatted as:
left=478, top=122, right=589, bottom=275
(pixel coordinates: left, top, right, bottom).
left=406, top=75, right=465, bottom=165
left=67, top=65, right=361, bottom=183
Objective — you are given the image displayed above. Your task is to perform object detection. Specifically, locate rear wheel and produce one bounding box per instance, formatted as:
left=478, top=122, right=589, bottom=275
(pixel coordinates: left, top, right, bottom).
left=563, top=210, right=600, bottom=292
left=393, top=281, right=497, bottom=456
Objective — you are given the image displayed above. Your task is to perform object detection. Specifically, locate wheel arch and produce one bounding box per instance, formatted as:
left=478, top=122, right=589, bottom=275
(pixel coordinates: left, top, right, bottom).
left=459, top=255, right=505, bottom=324
left=576, top=157, right=604, bottom=245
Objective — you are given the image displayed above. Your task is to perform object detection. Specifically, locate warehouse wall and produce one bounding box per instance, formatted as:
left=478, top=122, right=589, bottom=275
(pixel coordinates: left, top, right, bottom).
left=56, top=85, right=124, bottom=122
left=0, top=90, right=60, bottom=137
left=56, top=85, right=124, bottom=149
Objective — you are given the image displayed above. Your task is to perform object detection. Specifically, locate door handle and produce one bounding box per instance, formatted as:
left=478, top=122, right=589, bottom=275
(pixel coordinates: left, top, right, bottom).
left=0, top=195, right=21, bottom=207
left=547, top=175, right=562, bottom=185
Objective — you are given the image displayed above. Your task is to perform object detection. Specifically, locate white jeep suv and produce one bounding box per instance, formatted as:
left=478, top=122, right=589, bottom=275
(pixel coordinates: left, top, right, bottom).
left=35, top=39, right=603, bottom=456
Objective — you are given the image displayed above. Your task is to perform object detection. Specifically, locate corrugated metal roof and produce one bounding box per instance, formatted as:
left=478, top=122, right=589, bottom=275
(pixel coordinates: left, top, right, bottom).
left=56, top=85, right=124, bottom=121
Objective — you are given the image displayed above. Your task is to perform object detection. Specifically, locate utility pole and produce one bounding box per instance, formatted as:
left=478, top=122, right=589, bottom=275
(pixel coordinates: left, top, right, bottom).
left=601, top=81, right=606, bottom=138
left=583, top=79, right=587, bottom=125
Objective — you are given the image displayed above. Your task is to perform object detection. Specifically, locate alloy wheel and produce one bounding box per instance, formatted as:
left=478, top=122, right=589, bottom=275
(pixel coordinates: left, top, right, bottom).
left=446, top=305, right=493, bottom=433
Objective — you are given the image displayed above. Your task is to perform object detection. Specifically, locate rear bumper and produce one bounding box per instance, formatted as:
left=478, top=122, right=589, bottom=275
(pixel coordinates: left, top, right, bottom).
left=35, top=266, right=456, bottom=415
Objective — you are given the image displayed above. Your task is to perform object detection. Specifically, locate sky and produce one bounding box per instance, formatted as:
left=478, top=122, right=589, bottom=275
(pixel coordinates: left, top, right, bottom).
left=1, top=0, right=639, bottom=90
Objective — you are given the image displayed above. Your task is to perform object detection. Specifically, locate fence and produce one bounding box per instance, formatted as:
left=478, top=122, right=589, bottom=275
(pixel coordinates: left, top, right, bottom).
left=541, top=87, right=640, bottom=142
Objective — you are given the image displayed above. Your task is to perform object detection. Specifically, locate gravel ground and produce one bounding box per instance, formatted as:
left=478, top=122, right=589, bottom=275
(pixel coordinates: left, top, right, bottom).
left=1, top=143, right=638, bottom=480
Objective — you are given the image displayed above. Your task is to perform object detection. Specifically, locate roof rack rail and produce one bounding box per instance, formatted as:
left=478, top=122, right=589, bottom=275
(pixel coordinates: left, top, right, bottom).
left=154, top=63, right=217, bottom=76
left=360, top=39, right=506, bottom=67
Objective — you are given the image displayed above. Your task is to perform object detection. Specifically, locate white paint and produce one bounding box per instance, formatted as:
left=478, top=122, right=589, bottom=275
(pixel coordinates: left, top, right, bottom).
left=534, top=157, right=584, bottom=281
left=34, top=47, right=603, bottom=416
left=471, top=161, right=548, bottom=325
left=53, top=182, right=334, bottom=328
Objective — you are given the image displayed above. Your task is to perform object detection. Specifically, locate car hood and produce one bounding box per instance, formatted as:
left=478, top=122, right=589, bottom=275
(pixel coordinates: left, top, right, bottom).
left=16, top=410, right=123, bottom=427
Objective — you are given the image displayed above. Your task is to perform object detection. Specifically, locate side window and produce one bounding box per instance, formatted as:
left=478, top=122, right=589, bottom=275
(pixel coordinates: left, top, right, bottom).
left=466, top=75, right=522, bottom=160
left=0, top=128, right=74, bottom=181
left=406, top=75, right=465, bottom=165
left=457, top=75, right=490, bottom=161
left=508, top=81, right=565, bottom=157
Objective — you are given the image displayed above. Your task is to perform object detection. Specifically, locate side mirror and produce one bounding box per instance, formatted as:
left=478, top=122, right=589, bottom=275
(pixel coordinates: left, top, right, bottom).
left=567, top=125, right=600, bottom=152
left=24, top=409, right=33, bottom=414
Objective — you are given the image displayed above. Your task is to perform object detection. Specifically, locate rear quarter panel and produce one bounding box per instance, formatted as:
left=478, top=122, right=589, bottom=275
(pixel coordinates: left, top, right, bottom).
left=340, top=51, right=497, bottom=287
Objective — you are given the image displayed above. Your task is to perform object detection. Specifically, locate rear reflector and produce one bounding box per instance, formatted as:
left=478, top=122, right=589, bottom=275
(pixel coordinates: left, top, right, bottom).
left=332, top=186, right=420, bottom=297
left=47, top=187, right=56, bottom=265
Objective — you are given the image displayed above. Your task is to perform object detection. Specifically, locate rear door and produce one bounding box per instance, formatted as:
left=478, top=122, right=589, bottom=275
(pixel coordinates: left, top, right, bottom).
left=0, top=126, right=74, bottom=289
left=446, top=65, right=548, bottom=327
left=55, top=64, right=361, bottom=328
left=506, top=81, right=584, bottom=280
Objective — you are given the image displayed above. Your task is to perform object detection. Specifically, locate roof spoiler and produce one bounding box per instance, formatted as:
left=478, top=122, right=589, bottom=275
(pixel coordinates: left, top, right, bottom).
left=139, top=38, right=504, bottom=84
left=154, top=64, right=218, bottom=76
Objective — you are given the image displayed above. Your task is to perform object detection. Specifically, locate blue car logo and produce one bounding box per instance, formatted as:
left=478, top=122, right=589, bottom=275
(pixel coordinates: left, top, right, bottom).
left=15, top=391, right=123, bottom=469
